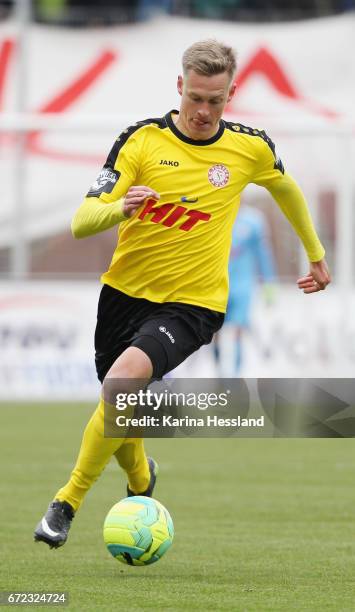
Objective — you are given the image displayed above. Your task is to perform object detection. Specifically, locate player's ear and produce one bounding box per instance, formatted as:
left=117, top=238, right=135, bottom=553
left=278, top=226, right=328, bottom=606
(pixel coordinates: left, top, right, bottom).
left=177, top=75, right=183, bottom=96
left=227, top=80, right=237, bottom=103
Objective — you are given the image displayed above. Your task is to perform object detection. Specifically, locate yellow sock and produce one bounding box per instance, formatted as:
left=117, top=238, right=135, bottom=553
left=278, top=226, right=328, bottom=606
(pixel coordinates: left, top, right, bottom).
left=55, top=397, right=125, bottom=512
left=115, top=438, right=150, bottom=494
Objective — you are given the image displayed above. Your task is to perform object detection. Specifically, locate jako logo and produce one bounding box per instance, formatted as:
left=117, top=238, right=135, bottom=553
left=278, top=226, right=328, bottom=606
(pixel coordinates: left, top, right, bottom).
left=159, top=326, right=175, bottom=343
left=138, top=198, right=210, bottom=231
left=160, top=160, right=179, bottom=166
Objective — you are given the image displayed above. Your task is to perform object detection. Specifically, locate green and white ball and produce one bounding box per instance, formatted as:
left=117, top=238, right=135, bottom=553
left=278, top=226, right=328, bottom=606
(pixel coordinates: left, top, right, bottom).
left=103, top=496, right=174, bottom=566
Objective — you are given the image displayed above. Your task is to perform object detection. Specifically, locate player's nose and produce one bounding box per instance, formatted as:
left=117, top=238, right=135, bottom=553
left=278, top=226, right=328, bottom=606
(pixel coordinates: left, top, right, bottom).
left=196, top=107, right=210, bottom=119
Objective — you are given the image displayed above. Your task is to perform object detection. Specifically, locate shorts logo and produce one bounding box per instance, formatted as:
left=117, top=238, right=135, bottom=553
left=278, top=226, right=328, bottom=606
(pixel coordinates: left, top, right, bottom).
left=208, top=164, right=229, bottom=187
left=159, top=326, right=175, bottom=343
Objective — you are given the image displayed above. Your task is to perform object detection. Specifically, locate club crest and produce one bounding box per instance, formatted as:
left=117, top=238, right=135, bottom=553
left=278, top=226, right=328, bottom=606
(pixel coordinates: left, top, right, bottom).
left=208, top=164, right=230, bottom=187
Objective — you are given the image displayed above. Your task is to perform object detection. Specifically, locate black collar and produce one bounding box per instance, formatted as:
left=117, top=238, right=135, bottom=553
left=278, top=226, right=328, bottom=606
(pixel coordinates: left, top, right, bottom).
left=164, top=110, right=225, bottom=146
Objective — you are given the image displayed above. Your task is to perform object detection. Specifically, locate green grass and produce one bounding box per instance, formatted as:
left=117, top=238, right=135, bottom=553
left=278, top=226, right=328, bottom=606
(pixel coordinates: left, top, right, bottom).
left=1, top=403, right=355, bottom=611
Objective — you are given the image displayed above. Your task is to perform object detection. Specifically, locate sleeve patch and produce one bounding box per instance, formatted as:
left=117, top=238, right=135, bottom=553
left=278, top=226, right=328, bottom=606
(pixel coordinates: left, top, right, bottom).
left=87, top=168, right=121, bottom=197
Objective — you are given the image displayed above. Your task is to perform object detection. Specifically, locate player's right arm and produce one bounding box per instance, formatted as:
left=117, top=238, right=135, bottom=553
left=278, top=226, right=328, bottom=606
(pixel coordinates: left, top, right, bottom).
left=71, top=126, right=159, bottom=239
left=71, top=186, right=159, bottom=239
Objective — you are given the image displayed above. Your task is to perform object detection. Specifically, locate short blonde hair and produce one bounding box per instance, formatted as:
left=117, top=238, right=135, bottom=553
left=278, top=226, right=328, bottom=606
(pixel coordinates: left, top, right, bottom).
left=182, top=39, right=237, bottom=81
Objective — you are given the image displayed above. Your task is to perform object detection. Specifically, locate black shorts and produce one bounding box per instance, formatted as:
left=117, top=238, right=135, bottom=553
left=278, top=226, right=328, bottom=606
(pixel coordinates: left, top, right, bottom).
left=95, top=284, right=224, bottom=381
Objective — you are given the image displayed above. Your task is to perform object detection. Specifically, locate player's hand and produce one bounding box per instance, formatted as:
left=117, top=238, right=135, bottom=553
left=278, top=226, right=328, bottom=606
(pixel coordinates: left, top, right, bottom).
left=297, top=258, right=331, bottom=294
left=123, top=186, right=160, bottom=218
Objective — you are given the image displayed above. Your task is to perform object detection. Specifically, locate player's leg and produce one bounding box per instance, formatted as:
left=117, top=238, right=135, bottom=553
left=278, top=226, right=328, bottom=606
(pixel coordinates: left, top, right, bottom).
left=114, top=303, right=224, bottom=499
left=34, top=286, right=155, bottom=548
left=57, top=346, right=153, bottom=506
left=107, top=334, right=166, bottom=496
left=106, top=347, right=157, bottom=497
left=115, top=440, right=158, bottom=497
left=56, top=346, right=153, bottom=511
left=34, top=346, right=153, bottom=548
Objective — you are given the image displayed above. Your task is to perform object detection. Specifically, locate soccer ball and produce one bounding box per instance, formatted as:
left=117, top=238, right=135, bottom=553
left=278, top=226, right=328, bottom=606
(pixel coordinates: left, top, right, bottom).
left=103, top=496, right=174, bottom=566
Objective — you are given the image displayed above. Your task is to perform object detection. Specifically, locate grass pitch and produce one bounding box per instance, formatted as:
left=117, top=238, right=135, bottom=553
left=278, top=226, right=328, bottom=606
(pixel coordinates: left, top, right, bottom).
left=1, top=403, right=355, bottom=611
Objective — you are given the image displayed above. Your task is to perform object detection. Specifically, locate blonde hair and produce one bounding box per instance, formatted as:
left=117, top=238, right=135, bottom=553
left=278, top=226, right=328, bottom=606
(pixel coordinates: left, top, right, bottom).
left=182, top=39, right=237, bottom=80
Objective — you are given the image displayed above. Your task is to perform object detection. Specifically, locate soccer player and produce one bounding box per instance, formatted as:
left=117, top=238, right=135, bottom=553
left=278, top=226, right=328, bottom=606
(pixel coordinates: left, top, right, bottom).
left=34, top=39, right=330, bottom=548
left=214, top=204, right=276, bottom=375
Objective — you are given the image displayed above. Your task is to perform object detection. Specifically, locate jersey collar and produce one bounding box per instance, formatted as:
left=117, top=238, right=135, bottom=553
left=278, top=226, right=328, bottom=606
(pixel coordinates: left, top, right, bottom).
left=165, top=110, right=225, bottom=146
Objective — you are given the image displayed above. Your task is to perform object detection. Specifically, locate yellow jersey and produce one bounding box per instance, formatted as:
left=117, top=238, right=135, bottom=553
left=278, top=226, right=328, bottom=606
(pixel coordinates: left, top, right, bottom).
left=78, top=110, right=325, bottom=313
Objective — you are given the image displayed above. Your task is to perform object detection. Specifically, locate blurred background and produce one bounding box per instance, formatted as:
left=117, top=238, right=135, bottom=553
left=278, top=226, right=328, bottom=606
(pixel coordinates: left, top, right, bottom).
left=0, top=0, right=354, bottom=399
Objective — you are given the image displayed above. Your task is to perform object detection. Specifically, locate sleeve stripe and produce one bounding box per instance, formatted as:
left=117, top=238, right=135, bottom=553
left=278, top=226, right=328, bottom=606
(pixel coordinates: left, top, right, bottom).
left=105, top=117, right=166, bottom=169
left=224, top=121, right=276, bottom=156
left=224, top=120, right=284, bottom=174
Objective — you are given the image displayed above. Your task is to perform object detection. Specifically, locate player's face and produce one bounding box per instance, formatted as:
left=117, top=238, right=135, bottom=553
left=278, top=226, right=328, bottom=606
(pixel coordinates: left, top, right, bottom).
left=176, top=69, right=236, bottom=140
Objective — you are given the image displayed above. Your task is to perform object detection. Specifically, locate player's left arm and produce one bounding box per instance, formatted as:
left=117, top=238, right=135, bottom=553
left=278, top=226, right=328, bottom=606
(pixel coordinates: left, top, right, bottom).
left=252, top=137, right=331, bottom=293
left=267, top=174, right=331, bottom=293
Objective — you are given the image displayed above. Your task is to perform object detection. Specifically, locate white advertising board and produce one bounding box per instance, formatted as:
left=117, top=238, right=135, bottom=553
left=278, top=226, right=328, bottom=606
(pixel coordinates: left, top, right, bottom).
left=0, top=281, right=101, bottom=400
left=0, top=282, right=353, bottom=401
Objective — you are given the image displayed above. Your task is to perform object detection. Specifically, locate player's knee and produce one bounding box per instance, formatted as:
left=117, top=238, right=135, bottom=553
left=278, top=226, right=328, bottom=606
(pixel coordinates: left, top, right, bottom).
left=106, top=346, right=153, bottom=380
left=102, top=374, right=138, bottom=407
left=99, top=347, right=153, bottom=407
